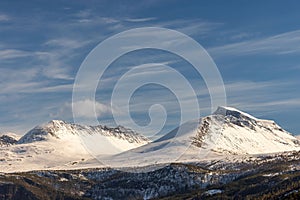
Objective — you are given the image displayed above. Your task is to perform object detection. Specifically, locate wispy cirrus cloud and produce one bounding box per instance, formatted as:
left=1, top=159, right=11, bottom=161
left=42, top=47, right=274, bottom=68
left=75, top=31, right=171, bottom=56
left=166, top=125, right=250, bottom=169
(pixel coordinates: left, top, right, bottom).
left=0, top=82, right=72, bottom=94
left=209, top=29, right=300, bottom=57
left=44, top=38, right=91, bottom=49
left=0, top=49, right=32, bottom=59
left=0, top=67, right=72, bottom=94
left=174, top=20, right=222, bottom=36
left=73, top=9, right=120, bottom=25
left=72, top=9, right=220, bottom=37
left=0, top=48, right=72, bottom=80
left=124, top=17, right=157, bottom=23
left=222, top=80, right=300, bottom=115
left=40, top=37, right=94, bottom=80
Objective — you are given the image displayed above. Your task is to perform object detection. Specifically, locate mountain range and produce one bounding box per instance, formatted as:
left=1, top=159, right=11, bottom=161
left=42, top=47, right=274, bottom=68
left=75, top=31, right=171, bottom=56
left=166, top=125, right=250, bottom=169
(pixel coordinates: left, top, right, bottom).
left=1, top=106, right=299, bottom=173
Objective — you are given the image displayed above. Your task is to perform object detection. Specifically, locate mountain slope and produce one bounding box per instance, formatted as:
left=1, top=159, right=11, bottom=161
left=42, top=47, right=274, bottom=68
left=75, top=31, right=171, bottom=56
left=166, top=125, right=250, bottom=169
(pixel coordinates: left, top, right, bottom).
left=106, top=106, right=300, bottom=168
left=0, top=120, right=150, bottom=172
left=18, top=120, right=149, bottom=146
left=195, top=106, right=300, bottom=154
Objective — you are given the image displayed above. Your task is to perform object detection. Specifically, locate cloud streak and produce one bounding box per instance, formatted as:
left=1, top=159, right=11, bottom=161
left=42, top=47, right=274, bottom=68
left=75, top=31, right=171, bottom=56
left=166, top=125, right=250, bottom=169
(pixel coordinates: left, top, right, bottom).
left=125, top=17, right=157, bottom=23
left=210, top=29, right=300, bottom=57
left=0, top=49, right=32, bottom=59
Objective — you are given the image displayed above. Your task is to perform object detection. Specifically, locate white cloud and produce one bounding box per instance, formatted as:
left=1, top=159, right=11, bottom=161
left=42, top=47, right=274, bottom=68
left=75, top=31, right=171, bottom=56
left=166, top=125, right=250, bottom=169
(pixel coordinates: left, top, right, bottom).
left=44, top=38, right=90, bottom=49
left=0, top=14, right=10, bottom=22
left=74, top=10, right=119, bottom=24
left=125, top=17, right=156, bottom=22
left=63, top=99, right=114, bottom=119
left=41, top=63, right=73, bottom=80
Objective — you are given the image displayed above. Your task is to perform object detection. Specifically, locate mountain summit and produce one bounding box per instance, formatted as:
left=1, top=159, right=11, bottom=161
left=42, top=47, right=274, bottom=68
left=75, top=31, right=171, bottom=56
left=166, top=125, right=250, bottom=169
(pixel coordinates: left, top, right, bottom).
left=192, top=106, right=300, bottom=154
left=213, top=106, right=258, bottom=121
left=18, top=120, right=150, bottom=145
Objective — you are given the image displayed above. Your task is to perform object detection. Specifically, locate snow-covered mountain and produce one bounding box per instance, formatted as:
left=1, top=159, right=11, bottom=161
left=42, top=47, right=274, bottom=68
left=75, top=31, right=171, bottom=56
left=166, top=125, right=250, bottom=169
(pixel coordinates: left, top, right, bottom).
left=0, top=120, right=150, bottom=172
left=18, top=120, right=149, bottom=148
left=105, top=106, right=300, bottom=168
left=194, top=106, right=300, bottom=154
left=1, top=107, right=300, bottom=172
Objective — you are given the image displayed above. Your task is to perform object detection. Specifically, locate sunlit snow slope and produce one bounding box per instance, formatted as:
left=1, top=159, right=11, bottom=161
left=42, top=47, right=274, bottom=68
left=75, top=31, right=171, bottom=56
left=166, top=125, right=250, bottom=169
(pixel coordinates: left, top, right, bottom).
left=106, top=106, right=300, bottom=167
left=0, top=120, right=149, bottom=172
left=197, top=106, right=300, bottom=154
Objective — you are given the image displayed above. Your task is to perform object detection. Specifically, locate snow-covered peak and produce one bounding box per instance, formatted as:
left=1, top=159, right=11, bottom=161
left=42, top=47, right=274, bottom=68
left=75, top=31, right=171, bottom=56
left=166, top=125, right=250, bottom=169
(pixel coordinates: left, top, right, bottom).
left=0, top=121, right=151, bottom=172
left=17, top=120, right=150, bottom=145
left=212, top=106, right=282, bottom=132
left=17, top=120, right=71, bottom=144
left=192, top=106, right=300, bottom=155
left=213, top=106, right=258, bottom=121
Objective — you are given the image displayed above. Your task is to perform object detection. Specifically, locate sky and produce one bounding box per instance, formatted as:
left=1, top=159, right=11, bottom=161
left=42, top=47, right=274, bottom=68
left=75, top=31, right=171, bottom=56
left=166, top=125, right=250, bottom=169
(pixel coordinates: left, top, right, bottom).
left=0, top=0, right=300, bottom=136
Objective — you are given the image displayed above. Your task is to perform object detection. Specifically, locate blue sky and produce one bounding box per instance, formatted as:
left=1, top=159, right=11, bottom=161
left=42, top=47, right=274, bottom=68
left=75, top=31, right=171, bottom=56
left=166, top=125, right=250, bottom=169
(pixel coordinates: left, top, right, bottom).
left=0, top=0, right=300, bottom=136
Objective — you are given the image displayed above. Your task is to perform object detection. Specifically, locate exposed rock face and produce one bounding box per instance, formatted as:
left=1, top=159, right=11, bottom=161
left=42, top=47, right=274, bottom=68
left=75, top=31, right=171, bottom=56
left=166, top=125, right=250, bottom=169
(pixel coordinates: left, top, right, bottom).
left=0, top=135, right=18, bottom=147
left=191, top=117, right=211, bottom=147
